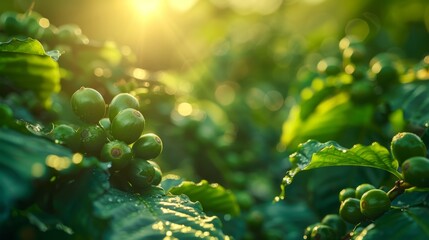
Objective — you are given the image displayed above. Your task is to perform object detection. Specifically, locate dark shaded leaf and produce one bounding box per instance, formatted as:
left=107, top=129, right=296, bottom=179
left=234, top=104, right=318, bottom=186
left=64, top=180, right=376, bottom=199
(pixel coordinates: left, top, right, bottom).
left=354, top=207, right=429, bottom=240
left=387, top=81, right=429, bottom=126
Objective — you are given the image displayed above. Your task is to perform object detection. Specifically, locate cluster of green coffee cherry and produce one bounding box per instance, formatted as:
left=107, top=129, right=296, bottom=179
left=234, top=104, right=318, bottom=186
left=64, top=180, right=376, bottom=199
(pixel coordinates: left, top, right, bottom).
left=391, top=131, right=429, bottom=188
left=313, top=35, right=425, bottom=105
left=0, top=11, right=87, bottom=45
left=317, top=35, right=402, bottom=86
left=50, top=87, right=163, bottom=191
left=338, top=183, right=390, bottom=225
left=303, top=131, right=429, bottom=239
left=303, top=214, right=346, bottom=240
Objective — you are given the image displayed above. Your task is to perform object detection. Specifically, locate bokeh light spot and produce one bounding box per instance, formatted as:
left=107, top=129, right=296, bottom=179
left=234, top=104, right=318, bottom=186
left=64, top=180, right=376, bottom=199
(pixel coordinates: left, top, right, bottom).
left=246, top=88, right=265, bottom=109
left=31, top=163, right=45, bottom=178
left=72, top=153, right=83, bottom=164
left=345, top=18, right=370, bottom=40
left=177, top=102, right=193, bottom=116
left=133, top=68, right=149, bottom=80
left=39, top=18, right=50, bottom=28
left=215, top=83, right=236, bottom=106
left=264, top=90, right=284, bottom=111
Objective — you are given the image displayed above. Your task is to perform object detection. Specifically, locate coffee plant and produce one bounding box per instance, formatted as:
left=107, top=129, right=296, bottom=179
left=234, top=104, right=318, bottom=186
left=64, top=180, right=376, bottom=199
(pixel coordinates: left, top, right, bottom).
left=1, top=1, right=429, bottom=239
left=0, top=10, right=237, bottom=239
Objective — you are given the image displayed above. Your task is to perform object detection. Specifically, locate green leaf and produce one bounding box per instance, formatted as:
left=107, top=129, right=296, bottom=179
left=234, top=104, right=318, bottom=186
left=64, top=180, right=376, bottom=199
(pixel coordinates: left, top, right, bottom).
left=54, top=168, right=229, bottom=239
left=160, top=174, right=184, bottom=192
left=51, top=167, right=111, bottom=238
left=387, top=81, right=429, bottom=126
left=0, top=38, right=61, bottom=108
left=280, top=93, right=374, bottom=150
left=0, top=128, right=105, bottom=222
left=354, top=207, right=429, bottom=240
left=0, top=38, right=47, bottom=56
left=1, top=129, right=228, bottom=239
left=278, top=140, right=401, bottom=200
left=92, top=187, right=229, bottom=240
left=299, top=85, right=338, bottom=119
left=391, top=191, right=429, bottom=208
left=0, top=129, right=59, bottom=210
left=169, top=180, right=240, bottom=216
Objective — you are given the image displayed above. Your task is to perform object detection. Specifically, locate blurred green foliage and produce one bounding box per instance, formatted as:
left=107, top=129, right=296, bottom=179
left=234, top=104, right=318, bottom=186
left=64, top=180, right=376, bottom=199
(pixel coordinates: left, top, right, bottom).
left=1, top=0, right=429, bottom=239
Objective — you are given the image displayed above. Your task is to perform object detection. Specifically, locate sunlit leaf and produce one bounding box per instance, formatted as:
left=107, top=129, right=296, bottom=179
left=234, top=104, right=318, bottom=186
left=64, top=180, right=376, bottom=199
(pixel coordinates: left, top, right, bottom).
left=160, top=174, right=184, bottom=192
left=299, top=85, right=338, bottom=119
left=278, top=140, right=401, bottom=200
left=0, top=38, right=46, bottom=56
left=169, top=180, right=240, bottom=216
left=280, top=93, right=374, bottom=150
left=93, top=187, right=229, bottom=240
left=0, top=38, right=61, bottom=108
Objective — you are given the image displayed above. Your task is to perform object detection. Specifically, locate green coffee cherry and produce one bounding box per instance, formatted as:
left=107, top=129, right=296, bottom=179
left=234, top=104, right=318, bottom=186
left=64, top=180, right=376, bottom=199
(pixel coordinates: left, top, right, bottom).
left=339, top=36, right=362, bottom=51
left=0, top=11, right=25, bottom=34
left=51, top=124, right=76, bottom=145
left=71, top=87, right=106, bottom=124
left=339, top=198, right=365, bottom=224
left=310, top=224, right=336, bottom=240
left=98, top=118, right=111, bottom=131
left=111, top=108, right=145, bottom=144
left=321, top=214, right=347, bottom=239
left=64, top=127, right=82, bottom=152
left=317, top=57, right=342, bottom=76
left=57, top=24, right=84, bottom=44
left=371, top=62, right=399, bottom=88
left=355, top=183, right=375, bottom=199
left=303, top=223, right=318, bottom=240
left=98, top=117, right=114, bottom=140
left=127, top=159, right=155, bottom=190
left=360, top=189, right=390, bottom=219
left=108, top=93, right=140, bottom=122
left=343, top=45, right=367, bottom=64
left=345, top=64, right=368, bottom=80
left=100, top=140, right=133, bottom=170
left=339, top=188, right=356, bottom=202
left=132, top=133, right=163, bottom=160
left=80, top=125, right=107, bottom=155
left=391, top=132, right=427, bottom=165
left=148, top=160, right=162, bottom=186
left=401, top=156, right=429, bottom=188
